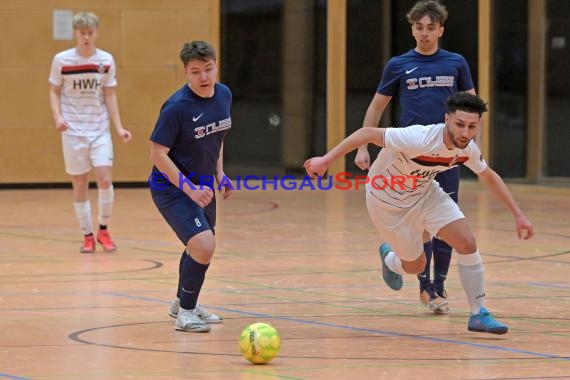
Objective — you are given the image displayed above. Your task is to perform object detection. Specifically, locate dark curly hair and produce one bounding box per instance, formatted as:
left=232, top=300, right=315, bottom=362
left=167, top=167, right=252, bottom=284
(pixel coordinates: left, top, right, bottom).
left=406, top=0, right=448, bottom=25
left=447, top=92, right=488, bottom=117
left=179, top=41, right=216, bottom=66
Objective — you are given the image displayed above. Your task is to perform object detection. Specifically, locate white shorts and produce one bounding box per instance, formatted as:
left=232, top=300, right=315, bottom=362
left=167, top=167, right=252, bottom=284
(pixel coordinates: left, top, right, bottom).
left=61, top=133, right=113, bottom=175
left=365, top=182, right=465, bottom=262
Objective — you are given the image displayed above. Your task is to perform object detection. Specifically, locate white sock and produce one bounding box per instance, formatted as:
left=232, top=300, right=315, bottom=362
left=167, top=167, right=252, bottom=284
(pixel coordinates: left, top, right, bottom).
left=98, top=186, right=114, bottom=226
left=385, top=251, right=405, bottom=275
left=73, top=201, right=93, bottom=235
left=457, top=250, right=485, bottom=314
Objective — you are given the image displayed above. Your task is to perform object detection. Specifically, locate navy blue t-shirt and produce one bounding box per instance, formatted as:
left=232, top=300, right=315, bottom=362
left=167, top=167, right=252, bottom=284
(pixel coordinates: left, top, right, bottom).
left=377, top=48, right=474, bottom=126
left=150, top=83, right=232, bottom=186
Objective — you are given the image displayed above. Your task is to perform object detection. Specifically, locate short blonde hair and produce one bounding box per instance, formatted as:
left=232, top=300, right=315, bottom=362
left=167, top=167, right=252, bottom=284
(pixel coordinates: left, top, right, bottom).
left=72, top=12, right=99, bottom=30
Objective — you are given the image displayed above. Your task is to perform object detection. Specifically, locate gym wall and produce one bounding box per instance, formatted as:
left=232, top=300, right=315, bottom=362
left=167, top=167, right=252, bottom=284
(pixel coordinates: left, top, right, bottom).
left=0, top=0, right=219, bottom=184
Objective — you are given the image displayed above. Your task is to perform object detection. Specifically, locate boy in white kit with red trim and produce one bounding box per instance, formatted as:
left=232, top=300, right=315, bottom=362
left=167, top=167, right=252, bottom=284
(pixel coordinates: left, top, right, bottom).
left=49, top=12, right=132, bottom=253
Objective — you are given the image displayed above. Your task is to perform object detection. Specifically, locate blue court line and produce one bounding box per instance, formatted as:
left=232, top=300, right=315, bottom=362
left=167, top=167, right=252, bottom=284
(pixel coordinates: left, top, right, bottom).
left=102, top=291, right=570, bottom=361
left=528, top=282, right=570, bottom=289
left=101, top=292, right=171, bottom=304
left=0, top=374, right=30, bottom=380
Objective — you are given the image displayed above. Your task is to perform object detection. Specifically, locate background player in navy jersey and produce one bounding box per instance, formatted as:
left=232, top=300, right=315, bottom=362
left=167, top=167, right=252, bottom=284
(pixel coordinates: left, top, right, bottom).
left=306, top=92, right=534, bottom=334
left=149, top=41, right=232, bottom=332
left=49, top=12, right=132, bottom=254
left=354, top=0, right=475, bottom=313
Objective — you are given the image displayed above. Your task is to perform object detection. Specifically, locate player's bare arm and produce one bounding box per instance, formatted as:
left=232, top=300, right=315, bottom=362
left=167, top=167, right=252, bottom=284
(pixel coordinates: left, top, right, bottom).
left=355, top=93, right=392, bottom=170
left=150, top=142, right=213, bottom=207
left=305, top=127, right=387, bottom=178
left=49, top=84, right=70, bottom=132
left=103, top=86, right=132, bottom=143
left=216, top=143, right=231, bottom=200
left=477, top=167, right=535, bottom=240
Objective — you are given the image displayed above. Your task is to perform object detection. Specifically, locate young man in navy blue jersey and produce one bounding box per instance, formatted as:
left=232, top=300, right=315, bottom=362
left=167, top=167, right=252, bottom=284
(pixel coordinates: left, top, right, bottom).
left=149, top=41, right=232, bottom=332
left=355, top=0, right=475, bottom=313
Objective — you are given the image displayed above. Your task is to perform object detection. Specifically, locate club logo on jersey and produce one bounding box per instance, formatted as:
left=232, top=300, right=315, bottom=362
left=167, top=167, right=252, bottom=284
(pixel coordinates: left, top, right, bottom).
left=194, top=117, right=231, bottom=139
left=97, top=63, right=106, bottom=74
left=72, top=78, right=101, bottom=90
left=406, top=75, right=454, bottom=90
left=449, top=154, right=459, bottom=167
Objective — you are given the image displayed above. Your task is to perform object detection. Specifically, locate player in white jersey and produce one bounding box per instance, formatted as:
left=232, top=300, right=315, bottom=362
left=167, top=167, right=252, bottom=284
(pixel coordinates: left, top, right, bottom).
left=49, top=12, right=132, bottom=253
left=305, top=92, right=534, bottom=334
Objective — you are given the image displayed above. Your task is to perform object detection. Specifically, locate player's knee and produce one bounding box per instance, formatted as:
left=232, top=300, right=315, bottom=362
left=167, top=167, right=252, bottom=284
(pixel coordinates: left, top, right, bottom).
left=187, top=245, right=215, bottom=264
left=186, top=233, right=216, bottom=263
left=452, top=234, right=477, bottom=254
left=188, top=239, right=215, bottom=255
left=72, top=176, right=89, bottom=188
left=98, top=178, right=112, bottom=189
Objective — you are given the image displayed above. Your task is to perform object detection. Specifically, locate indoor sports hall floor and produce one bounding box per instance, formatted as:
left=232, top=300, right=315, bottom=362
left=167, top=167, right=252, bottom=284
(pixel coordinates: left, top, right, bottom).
left=1, top=181, right=569, bottom=379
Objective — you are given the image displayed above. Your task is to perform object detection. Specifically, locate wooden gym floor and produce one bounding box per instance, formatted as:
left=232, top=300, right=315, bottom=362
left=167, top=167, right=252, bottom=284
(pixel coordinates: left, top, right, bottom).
left=1, top=181, right=569, bottom=379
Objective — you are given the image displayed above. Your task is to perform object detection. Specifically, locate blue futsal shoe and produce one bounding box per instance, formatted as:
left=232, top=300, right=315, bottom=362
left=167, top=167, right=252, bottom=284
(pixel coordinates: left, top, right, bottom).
left=379, top=243, right=403, bottom=290
left=468, top=307, right=508, bottom=335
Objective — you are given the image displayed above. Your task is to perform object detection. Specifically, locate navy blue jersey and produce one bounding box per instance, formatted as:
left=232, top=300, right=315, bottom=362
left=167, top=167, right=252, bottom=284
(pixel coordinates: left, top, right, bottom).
left=377, top=49, right=474, bottom=126
left=150, top=83, right=232, bottom=185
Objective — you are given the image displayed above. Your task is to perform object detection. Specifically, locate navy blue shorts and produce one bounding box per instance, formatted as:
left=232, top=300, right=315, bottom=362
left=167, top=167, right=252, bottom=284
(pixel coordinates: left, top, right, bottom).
left=151, top=184, right=216, bottom=245
left=435, top=166, right=460, bottom=203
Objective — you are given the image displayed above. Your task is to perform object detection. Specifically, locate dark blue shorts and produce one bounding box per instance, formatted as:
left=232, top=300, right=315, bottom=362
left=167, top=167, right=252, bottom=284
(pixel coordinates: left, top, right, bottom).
left=435, top=166, right=460, bottom=203
left=151, top=184, right=216, bottom=245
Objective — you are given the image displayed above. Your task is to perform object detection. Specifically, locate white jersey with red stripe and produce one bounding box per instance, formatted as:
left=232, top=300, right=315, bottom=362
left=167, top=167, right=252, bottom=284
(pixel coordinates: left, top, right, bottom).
left=367, top=123, right=487, bottom=209
left=49, top=48, right=117, bottom=136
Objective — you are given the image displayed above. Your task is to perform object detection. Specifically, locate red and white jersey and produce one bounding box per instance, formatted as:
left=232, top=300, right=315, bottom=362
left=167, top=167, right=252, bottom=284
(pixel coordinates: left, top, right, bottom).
left=49, top=48, right=117, bottom=136
left=367, top=123, right=487, bottom=209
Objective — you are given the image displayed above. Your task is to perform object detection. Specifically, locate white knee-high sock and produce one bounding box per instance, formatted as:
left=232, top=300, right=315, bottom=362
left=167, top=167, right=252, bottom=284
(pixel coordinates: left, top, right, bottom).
left=73, top=201, right=93, bottom=235
left=457, top=250, right=485, bottom=314
left=385, top=251, right=405, bottom=275
left=98, top=186, right=114, bottom=226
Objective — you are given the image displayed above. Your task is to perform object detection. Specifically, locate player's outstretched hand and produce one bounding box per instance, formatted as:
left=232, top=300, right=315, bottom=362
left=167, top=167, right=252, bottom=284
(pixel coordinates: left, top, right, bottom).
left=304, top=157, right=328, bottom=179
left=515, top=213, right=534, bottom=240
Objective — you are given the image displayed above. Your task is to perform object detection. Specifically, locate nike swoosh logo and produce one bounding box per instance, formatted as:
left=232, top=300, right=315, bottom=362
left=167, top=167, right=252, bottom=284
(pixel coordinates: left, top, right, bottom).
left=192, top=113, right=204, bottom=122
left=181, top=287, right=196, bottom=294
left=418, top=274, right=427, bottom=278
left=405, top=67, right=419, bottom=74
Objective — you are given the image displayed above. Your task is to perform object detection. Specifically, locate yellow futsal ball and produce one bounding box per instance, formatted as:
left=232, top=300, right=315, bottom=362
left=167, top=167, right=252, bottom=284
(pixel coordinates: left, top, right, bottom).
left=239, top=322, right=281, bottom=364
